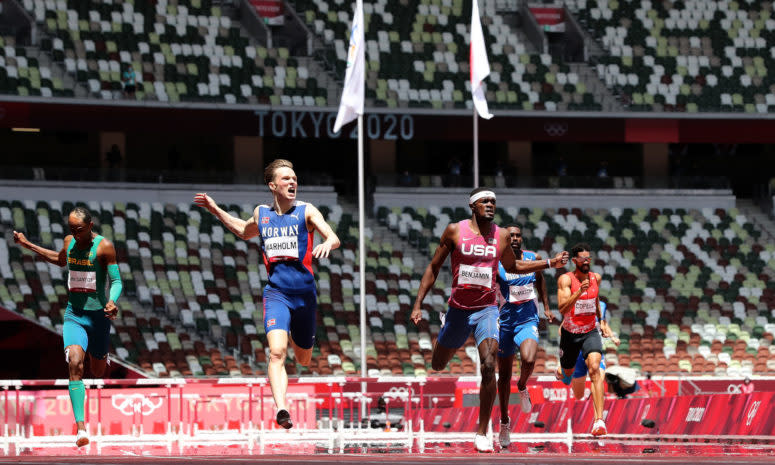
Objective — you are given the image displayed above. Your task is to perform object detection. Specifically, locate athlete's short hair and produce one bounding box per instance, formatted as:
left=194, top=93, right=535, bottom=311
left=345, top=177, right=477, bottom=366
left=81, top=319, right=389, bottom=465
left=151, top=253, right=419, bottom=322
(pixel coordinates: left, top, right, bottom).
left=70, top=206, right=92, bottom=224
left=570, top=242, right=591, bottom=257
left=469, top=186, right=493, bottom=198
left=505, top=223, right=522, bottom=231
left=264, top=158, right=294, bottom=185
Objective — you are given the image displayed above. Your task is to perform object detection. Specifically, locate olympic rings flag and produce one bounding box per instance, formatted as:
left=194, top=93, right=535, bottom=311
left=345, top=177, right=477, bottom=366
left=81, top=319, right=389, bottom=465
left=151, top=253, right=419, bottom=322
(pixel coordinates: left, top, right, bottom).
left=333, top=0, right=365, bottom=133
left=469, top=0, right=493, bottom=120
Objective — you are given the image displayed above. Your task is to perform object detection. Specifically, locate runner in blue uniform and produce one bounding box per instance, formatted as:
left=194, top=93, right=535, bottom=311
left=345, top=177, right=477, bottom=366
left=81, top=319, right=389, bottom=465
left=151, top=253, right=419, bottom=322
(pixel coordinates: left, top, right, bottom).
left=195, top=158, right=340, bottom=429
left=495, top=225, right=552, bottom=448
left=567, top=298, right=620, bottom=400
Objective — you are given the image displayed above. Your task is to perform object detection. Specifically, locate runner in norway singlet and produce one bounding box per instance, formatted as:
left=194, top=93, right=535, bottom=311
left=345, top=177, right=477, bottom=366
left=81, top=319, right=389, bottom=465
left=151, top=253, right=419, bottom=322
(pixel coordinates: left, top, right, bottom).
left=258, top=201, right=315, bottom=292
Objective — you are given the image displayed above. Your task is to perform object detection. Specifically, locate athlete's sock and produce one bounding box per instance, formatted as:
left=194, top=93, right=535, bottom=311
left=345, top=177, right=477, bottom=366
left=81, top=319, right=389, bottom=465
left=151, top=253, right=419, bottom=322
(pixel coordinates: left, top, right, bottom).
left=69, top=380, right=86, bottom=423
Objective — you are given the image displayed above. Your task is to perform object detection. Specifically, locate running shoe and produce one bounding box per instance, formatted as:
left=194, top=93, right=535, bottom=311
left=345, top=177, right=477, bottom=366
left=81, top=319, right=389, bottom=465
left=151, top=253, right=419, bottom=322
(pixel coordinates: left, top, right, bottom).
left=276, top=409, right=293, bottom=429
left=474, top=433, right=493, bottom=452
left=498, top=418, right=511, bottom=448
left=591, top=418, right=607, bottom=436
left=75, top=429, right=89, bottom=447
left=519, top=388, right=532, bottom=413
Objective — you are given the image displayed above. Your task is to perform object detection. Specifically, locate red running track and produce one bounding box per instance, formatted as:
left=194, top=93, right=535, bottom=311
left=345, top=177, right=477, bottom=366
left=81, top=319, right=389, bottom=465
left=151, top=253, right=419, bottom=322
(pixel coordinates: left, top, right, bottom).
left=4, top=440, right=775, bottom=465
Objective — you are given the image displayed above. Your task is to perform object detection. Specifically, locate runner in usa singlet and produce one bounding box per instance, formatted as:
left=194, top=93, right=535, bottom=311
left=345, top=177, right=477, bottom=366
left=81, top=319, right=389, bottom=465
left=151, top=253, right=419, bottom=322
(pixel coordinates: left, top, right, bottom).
left=561, top=271, right=599, bottom=334
left=448, top=219, right=502, bottom=310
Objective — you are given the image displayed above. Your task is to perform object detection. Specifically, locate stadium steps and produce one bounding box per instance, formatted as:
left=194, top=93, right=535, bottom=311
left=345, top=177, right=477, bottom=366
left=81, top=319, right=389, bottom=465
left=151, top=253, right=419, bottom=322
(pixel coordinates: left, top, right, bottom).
left=569, top=62, right=624, bottom=112
left=24, top=43, right=90, bottom=98
left=737, top=198, right=775, bottom=242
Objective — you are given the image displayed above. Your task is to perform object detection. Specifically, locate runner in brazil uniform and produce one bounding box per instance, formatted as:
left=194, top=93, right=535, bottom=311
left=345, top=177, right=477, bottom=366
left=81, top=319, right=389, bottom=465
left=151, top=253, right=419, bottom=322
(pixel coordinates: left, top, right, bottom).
left=496, top=225, right=552, bottom=448
left=195, top=159, right=340, bottom=429
left=14, top=207, right=122, bottom=447
left=557, top=242, right=611, bottom=437
left=410, top=187, right=568, bottom=453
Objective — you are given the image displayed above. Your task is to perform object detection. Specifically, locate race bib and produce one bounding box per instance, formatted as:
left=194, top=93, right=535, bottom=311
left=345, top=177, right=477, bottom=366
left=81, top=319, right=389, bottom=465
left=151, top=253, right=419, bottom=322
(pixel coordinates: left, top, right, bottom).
left=458, top=265, right=492, bottom=289
left=69, top=270, right=97, bottom=293
left=508, top=283, right=537, bottom=303
left=264, top=235, right=299, bottom=261
left=574, top=298, right=596, bottom=315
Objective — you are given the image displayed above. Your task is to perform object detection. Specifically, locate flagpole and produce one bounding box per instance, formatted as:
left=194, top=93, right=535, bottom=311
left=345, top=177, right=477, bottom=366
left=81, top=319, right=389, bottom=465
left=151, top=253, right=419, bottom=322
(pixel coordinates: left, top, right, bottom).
left=473, top=108, right=479, bottom=188
left=357, top=113, right=367, bottom=388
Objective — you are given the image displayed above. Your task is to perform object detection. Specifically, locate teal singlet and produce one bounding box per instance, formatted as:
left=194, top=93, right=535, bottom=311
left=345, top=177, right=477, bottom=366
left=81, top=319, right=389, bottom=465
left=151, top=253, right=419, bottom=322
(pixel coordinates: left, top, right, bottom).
left=66, top=235, right=106, bottom=311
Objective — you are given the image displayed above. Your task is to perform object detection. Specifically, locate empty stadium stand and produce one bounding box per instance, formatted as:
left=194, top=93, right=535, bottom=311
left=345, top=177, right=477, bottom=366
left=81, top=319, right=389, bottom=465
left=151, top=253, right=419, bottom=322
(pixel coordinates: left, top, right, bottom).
left=568, top=0, right=775, bottom=112
left=295, top=0, right=603, bottom=110
left=16, top=0, right=331, bottom=104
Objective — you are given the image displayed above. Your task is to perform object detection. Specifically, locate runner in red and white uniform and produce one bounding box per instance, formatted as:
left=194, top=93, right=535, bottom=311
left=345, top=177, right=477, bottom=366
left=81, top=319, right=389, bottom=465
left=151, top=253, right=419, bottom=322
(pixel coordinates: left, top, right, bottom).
left=410, top=187, right=568, bottom=452
left=557, top=242, right=608, bottom=436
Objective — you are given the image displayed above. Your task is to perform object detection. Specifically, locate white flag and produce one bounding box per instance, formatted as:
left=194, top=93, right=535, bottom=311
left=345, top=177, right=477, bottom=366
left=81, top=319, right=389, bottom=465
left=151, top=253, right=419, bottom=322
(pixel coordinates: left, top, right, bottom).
left=333, top=0, right=365, bottom=133
left=470, top=0, right=493, bottom=119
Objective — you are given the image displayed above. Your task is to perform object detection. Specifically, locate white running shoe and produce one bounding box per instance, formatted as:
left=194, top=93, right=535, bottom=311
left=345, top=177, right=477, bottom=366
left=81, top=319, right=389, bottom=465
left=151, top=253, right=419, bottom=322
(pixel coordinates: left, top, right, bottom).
left=498, top=419, right=511, bottom=448
left=591, top=418, right=607, bottom=437
left=75, top=429, right=89, bottom=447
left=474, top=433, right=494, bottom=452
left=519, top=388, right=532, bottom=413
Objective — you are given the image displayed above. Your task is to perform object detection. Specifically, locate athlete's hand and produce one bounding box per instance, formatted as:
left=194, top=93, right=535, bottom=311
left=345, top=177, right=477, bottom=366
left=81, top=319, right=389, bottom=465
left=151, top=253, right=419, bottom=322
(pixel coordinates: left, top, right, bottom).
left=193, top=193, right=216, bottom=212
left=611, top=335, right=621, bottom=346
left=12, top=231, right=29, bottom=248
left=410, top=306, right=423, bottom=325
left=311, top=241, right=334, bottom=259
left=104, top=300, right=118, bottom=320
left=544, top=308, right=554, bottom=323
left=579, top=278, right=590, bottom=293
left=550, top=251, right=569, bottom=268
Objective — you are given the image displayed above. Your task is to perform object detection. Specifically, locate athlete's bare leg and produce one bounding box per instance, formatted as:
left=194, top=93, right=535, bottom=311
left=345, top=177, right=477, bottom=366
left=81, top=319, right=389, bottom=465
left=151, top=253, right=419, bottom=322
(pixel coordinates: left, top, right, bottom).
left=89, top=355, right=108, bottom=378
left=586, top=352, right=605, bottom=420
left=267, top=329, right=289, bottom=411
left=430, top=341, right=457, bottom=371
left=66, top=344, right=87, bottom=433
left=571, top=376, right=586, bottom=400
left=476, top=338, right=498, bottom=436
left=290, top=338, right=312, bottom=367
left=497, top=354, right=514, bottom=424
left=516, top=339, right=537, bottom=391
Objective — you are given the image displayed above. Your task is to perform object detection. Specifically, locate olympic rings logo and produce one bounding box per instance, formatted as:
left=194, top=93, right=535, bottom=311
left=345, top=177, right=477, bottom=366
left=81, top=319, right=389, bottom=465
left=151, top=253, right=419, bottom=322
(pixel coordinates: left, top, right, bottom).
left=543, top=122, right=568, bottom=137
left=382, top=387, right=409, bottom=400
left=111, top=393, right=164, bottom=416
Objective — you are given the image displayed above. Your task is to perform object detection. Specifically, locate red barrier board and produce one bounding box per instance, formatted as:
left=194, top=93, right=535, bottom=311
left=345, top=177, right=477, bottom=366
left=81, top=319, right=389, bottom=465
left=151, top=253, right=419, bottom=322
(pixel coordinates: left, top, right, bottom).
left=0, top=384, right=316, bottom=436
left=414, top=391, right=775, bottom=436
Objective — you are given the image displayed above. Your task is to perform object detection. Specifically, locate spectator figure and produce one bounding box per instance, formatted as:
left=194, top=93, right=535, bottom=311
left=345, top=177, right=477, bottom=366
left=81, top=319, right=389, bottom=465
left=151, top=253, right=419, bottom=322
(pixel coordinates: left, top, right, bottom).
left=447, top=157, right=462, bottom=187
left=122, top=64, right=136, bottom=99
left=640, top=371, right=658, bottom=397
left=556, top=156, right=568, bottom=176
left=597, top=161, right=609, bottom=178
left=398, top=170, right=415, bottom=187
left=741, top=376, right=754, bottom=394
left=106, top=145, right=122, bottom=169
left=105, top=145, right=122, bottom=181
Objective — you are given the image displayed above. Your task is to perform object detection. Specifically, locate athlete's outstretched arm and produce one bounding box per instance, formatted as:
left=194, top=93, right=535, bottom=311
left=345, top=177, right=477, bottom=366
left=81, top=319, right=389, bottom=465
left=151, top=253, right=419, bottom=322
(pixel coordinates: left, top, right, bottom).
left=534, top=254, right=553, bottom=322
left=558, top=273, right=588, bottom=315
left=306, top=204, right=340, bottom=258
left=193, top=193, right=258, bottom=240
left=500, top=230, right=568, bottom=273
left=13, top=231, right=68, bottom=266
left=97, top=238, right=122, bottom=321
left=410, top=223, right=456, bottom=325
